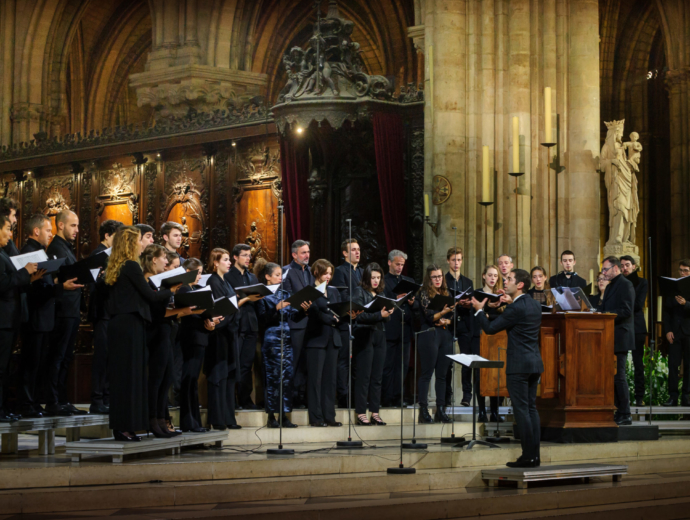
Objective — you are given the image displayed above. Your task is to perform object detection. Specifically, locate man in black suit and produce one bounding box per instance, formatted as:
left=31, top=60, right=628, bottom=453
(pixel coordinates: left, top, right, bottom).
left=88, top=219, right=122, bottom=414
left=472, top=269, right=543, bottom=468
left=599, top=256, right=635, bottom=424
left=549, top=250, right=587, bottom=289
left=46, top=210, right=86, bottom=416
left=16, top=214, right=83, bottom=418
left=621, top=255, right=648, bottom=406
left=445, top=247, right=474, bottom=407
left=135, top=224, right=156, bottom=248
left=382, top=249, right=415, bottom=407
left=282, top=240, right=314, bottom=407
left=662, top=259, right=690, bottom=406
left=225, top=243, right=262, bottom=409
left=0, top=213, right=40, bottom=421
left=0, top=197, right=20, bottom=257
left=332, top=238, right=363, bottom=407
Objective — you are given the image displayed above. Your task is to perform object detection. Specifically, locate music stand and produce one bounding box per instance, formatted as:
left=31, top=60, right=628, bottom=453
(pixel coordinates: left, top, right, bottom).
left=486, top=346, right=510, bottom=444
left=447, top=355, right=504, bottom=449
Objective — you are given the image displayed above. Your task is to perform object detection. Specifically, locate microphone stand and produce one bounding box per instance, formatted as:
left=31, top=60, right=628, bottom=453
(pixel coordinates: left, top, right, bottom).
left=485, top=346, right=510, bottom=443
left=267, top=205, right=294, bottom=455
left=336, top=219, right=363, bottom=449
left=646, top=236, right=654, bottom=425
left=388, top=299, right=417, bottom=473
left=402, top=329, right=433, bottom=449
left=442, top=226, right=459, bottom=443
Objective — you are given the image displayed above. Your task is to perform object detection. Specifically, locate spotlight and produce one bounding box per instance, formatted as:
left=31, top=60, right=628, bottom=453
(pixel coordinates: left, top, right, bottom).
left=296, top=127, right=304, bottom=135
left=232, top=141, right=237, bottom=147
left=156, top=153, right=161, bottom=158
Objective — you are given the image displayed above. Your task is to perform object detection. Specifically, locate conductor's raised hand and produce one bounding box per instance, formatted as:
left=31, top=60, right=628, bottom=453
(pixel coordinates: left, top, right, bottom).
left=471, top=297, right=488, bottom=312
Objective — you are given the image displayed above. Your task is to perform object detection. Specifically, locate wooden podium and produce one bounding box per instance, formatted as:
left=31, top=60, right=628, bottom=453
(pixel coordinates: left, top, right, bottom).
left=480, top=313, right=618, bottom=442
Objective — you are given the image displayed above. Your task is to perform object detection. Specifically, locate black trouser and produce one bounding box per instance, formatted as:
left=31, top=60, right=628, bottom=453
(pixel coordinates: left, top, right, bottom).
left=237, top=331, right=258, bottom=406
left=630, top=334, right=646, bottom=403
left=291, top=327, right=308, bottom=403
left=180, top=343, right=205, bottom=431
left=506, top=372, right=541, bottom=460
left=458, top=332, right=475, bottom=400
left=417, top=327, right=453, bottom=408
left=614, top=352, right=630, bottom=415
left=668, top=336, right=690, bottom=403
left=382, top=338, right=411, bottom=406
left=91, top=319, right=109, bottom=406
left=336, top=328, right=351, bottom=401
left=18, top=327, right=48, bottom=408
left=47, top=317, right=80, bottom=405
left=170, top=322, right=182, bottom=405
left=147, top=323, right=172, bottom=419
left=306, top=346, right=338, bottom=423
left=353, top=328, right=386, bottom=415
left=0, top=329, right=17, bottom=412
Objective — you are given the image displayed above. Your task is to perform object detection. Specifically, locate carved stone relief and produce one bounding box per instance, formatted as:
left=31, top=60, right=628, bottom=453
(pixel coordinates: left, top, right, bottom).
left=236, top=142, right=280, bottom=184
left=95, top=163, right=139, bottom=224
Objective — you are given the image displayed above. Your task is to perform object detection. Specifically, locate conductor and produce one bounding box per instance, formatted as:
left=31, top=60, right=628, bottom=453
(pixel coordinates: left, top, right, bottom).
left=472, top=269, right=543, bottom=468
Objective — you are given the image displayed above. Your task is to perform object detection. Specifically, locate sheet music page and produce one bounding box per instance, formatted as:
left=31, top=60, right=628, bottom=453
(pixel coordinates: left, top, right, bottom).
left=10, top=250, right=48, bottom=270
left=149, top=266, right=185, bottom=288
left=198, top=274, right=212, bottom=287
left=447, top=353, right=489, bottom=367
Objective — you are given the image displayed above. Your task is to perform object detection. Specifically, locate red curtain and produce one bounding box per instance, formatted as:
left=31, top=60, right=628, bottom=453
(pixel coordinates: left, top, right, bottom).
left=373, top=112, right=408, bottom=254
left=279, top=135, right=310, bottom=246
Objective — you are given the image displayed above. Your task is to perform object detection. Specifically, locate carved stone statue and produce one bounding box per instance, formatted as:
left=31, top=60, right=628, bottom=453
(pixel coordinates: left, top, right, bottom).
left=601, top=119, right=641, bottom=262
left=246, top=221, right=264, bottom=264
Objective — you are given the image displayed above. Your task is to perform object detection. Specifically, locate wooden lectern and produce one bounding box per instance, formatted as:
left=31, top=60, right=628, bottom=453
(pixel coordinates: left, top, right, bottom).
left=480, top=313, right=617, bottom=443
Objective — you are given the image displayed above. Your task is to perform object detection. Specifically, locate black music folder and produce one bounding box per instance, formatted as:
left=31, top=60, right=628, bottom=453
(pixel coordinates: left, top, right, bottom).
left=328, top=301, right=366, bottom=318
left=427, top=294, right=457, bottom=312
left=659, top=276, right=690, bottom=300
left=174, top=288, right=215, bottom=312
left=204, top=296, right=239, bottom=318
left=57, top=258, right=101, bottom=284
left=37, top=257, right=66, bottom=275
left=391, top=278, right=422, bottom=296
left=473, top=290, right=502, bottom=303
left=235, top=283, right=279, bottom=297
left=284, top=285, right=325, bottom=307
left=159, top=269, right=198, bottom=288
left=363, top=295, right=398, bottom=313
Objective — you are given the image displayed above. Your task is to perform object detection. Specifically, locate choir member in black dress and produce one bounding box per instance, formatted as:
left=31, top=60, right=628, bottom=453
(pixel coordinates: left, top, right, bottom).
left=141, top=244, right=197, bottom=437
left=415, top=264, right=457, bottom=424
left=104, top=226, right=182, bottom=441
left=255, top=258, right=310, bottom=428
left=178, top=257, right=222, bottom=431
left=475, top=265, right=505, bottom=423
left=89, top=219, right=122, bottom=414
left=352, top=263, right=391, bottom=425
left=206, top=248, right=260, bottom=430
left=526, top=267, right=554, bottom=306
left=305, top=259, right=344, bottom=427
left=0, top=213, right=40, bottom=422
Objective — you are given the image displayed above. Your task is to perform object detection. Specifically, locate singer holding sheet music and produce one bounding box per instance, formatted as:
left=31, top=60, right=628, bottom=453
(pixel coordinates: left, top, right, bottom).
left=472, top=269, right=543, bottom=468
left=415, top=264, right=456, bottom=424
left=352, top=263, right=391, bottom=425
left=662, top=259, right=690, bottom=406
left=104, top=226, right=182, bottom=441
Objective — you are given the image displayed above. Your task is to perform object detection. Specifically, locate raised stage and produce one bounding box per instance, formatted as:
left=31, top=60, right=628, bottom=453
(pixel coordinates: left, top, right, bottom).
left=2, top=407, right=690, bottom=518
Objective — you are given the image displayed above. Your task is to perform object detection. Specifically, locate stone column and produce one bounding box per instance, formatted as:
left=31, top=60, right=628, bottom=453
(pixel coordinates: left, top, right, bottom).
left=565, top=0, right=600, bottom=274
left=666, top=68, right=690, bottom=264
left=0, top=0, right=14, bottom=147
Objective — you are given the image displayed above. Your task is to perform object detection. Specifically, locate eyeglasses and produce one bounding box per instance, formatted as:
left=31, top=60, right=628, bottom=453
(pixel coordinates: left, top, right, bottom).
left=430, top=275, right=443, bottom=280
left=680, top=268, right=690, bottom=275
left=601, top=266, right=613, bottom=273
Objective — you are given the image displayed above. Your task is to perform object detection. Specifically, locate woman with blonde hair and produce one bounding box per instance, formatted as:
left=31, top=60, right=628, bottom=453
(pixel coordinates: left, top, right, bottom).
left=527, top=266, right=555, bottom=306
left=105, top=226, right=182, bottom=442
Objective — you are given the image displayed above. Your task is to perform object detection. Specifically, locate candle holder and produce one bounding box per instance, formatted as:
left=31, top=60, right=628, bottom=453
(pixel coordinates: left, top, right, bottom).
left=424, top=215, right=439, bottom=236
left=478, top=201, right=494, bottom=207
left=540, top=142, right=557, bottom=148
left=508, top=171, right=524, bottom=177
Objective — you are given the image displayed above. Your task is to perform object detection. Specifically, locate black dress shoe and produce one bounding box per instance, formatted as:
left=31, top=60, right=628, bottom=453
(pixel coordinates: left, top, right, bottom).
left=477, top=411, right=489, bottom=423
left=113, top=430, right=139, bottom=442
left=662, top=399, right=678, bottom=407
left=490, top=412, right=505, bottom=423
left=325, top=420, right=342, bottom=427
left=227, top=424, right=242, bottom=430
left=45, top=404, right=72, bottom=416
left=418, top=406, right=434, bottom=424
left=211, top=424, right=227, bottom=431
left=63, top=403, right=89, bottom=415
left=186, top=427, right=209, bottom=433
left=615, top=414, right=632, bottom=426
left=434, top=409, right=453, bottom=423
left=89, top=404, right=109, bottom=414
left=0, top=412, right=19, bottom=422
left=267, top=416, right=280, bottom=428
left=506, top=458, right=538, bottom=468
left=15, top=407, right=41, bottom=418
left=460, top=399, right=471, bottom=407
left=310, top=421, right=328, bottom=427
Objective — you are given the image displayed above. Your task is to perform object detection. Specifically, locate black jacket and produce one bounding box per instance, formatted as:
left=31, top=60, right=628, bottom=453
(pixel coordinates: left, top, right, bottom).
left=207, top=273, right=240, bottom=333
left=88, top=243, right=110, bottom=322
left=445, top=272, right=474, bottom=336
left=549, top=272, right=587, bottom=290
left=663, top=292, right=690, bottom=339
left=105, top=260, right=172, bottom=322
left=332, top=262, right=363, bottom=302
left=474, top=294, right=544, bottom=374
left=47, top=235, right=82, bottom=319
left=627, top=274, right=648, bottom=334
left=383, top=272, right=415, bottom=342
left=3, top=239, right=19, bottom=257
left=0, top=249, right=31, bottom=330
left=207, top=272, right=241, bottom=379
left=177, top=284, right=212, bottom=347
left=599, top=274, right=635, bottom=353
left=281, top=261, right=314, bottom=330
left=21, top=238, right=64, bottom=332
left=224, top=266, right=259, bottom=333
left=305, top=287, right=342, bottom=348
left=353, top=287, right=389, bottom=332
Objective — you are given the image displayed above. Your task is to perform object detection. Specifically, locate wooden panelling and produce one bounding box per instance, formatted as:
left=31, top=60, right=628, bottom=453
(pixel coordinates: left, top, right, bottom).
left=479, top=331, right=509, bottom=398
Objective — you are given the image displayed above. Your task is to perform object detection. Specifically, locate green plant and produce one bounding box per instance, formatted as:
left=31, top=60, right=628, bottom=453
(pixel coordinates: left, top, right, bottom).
left=626, top=344, right=679, bottom=406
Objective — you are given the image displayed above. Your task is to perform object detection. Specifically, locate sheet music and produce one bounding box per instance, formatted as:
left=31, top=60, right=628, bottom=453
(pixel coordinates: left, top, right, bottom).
left=315, top=281, right=327, bottom=294
left=10, top=250, right=48, bottom=270
left=103, top=248, right=112, bottom=256
left=267, top=284, right=280, bottom=294
left=149, top=266, right=185, bottom=288
left=447, top=353, right=490, bottom=367
left=229, top=295, right=238, bottom=308
left=193, top=286, right=212, bottom=292
left=198, top=274, right=212, bottom=287
left=90, top=268, right=101, bottom=282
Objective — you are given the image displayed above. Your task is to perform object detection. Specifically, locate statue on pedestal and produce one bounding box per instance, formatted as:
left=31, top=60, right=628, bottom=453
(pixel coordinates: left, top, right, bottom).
left=601, top=119, right=642, bottom=263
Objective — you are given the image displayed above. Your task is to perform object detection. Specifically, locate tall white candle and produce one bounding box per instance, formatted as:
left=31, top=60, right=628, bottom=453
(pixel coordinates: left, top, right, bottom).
left=482, top=146, right=490, bottom=203
left=424, top=194, right=429, bottom=217
left=544, top=87, right=552, bottom=143
left=512, top=116, right=520, bottom=173
left=657, top=296, right=663, bottom=322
